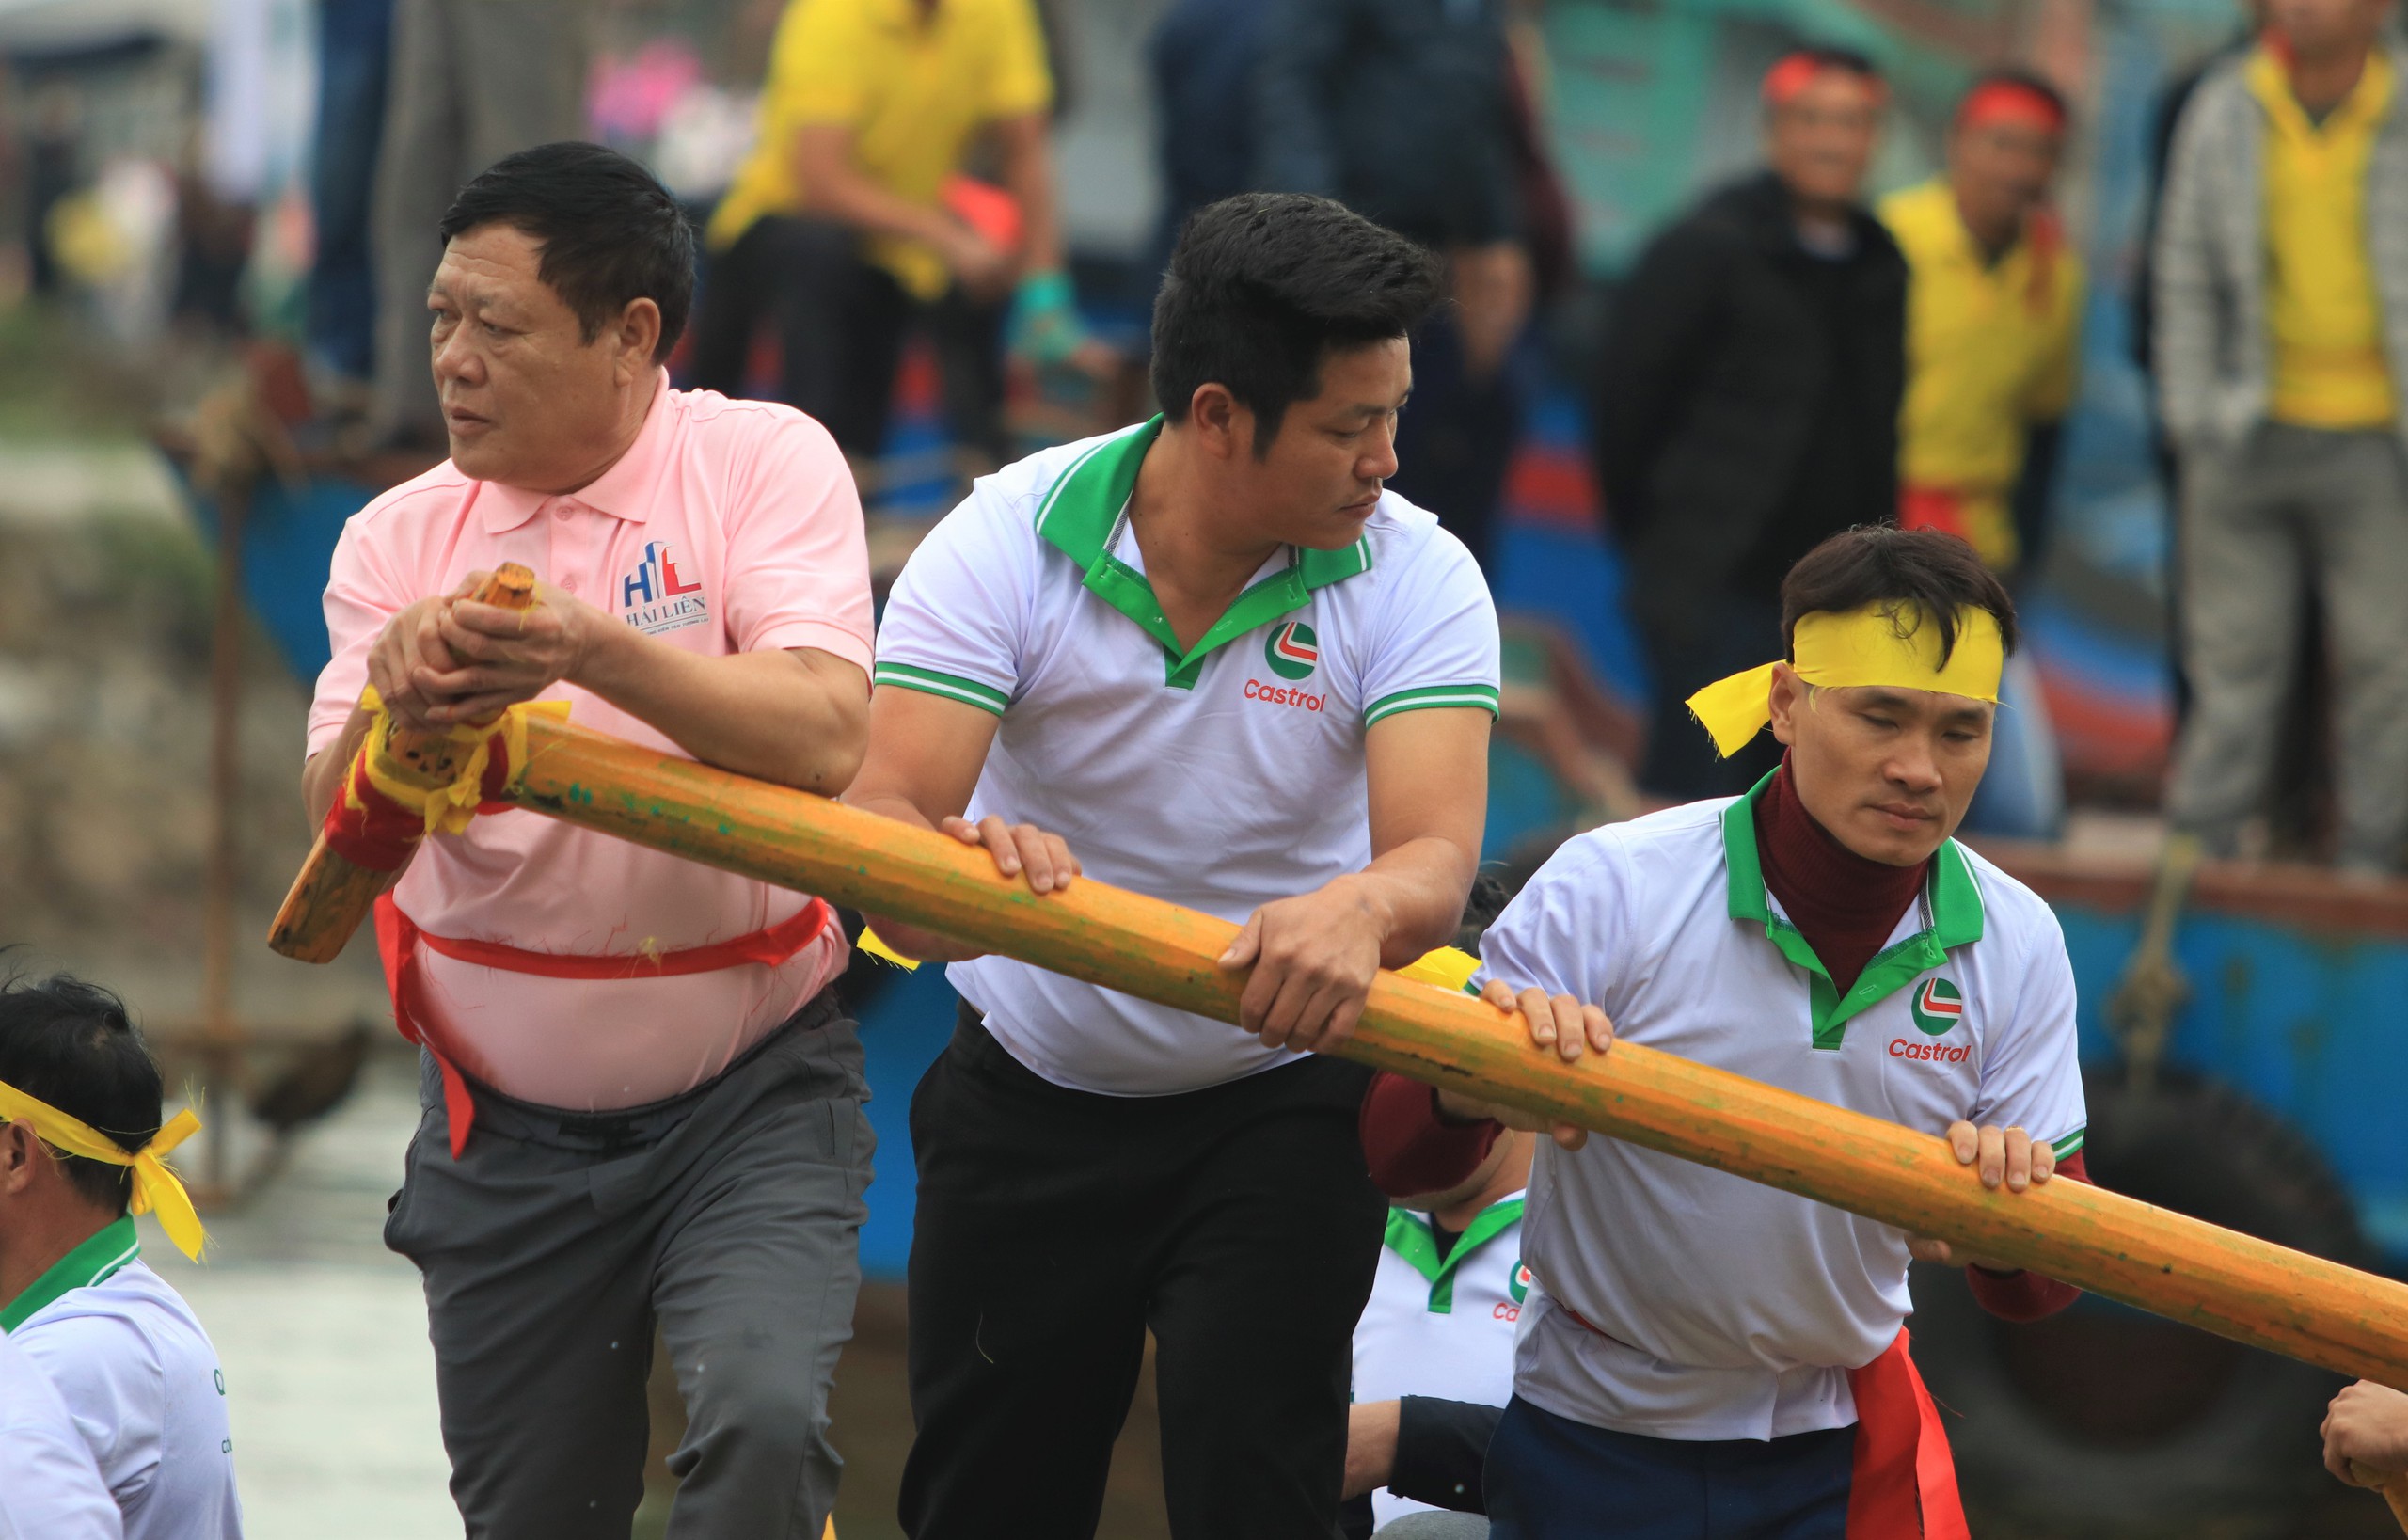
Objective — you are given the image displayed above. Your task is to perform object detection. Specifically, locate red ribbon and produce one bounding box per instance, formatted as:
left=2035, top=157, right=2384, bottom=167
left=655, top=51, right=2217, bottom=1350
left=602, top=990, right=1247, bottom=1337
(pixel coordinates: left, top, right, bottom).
left=372, top=895, right=834, bottom=1156
left=321, top=726, right=518, bottom=873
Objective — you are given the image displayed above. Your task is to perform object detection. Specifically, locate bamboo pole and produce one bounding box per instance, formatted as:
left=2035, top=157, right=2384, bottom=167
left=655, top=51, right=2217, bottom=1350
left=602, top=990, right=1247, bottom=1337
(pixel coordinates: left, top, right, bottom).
left=402, top=712, right=2408, bottom=1393
left=267, top=566, right=538, bottom=962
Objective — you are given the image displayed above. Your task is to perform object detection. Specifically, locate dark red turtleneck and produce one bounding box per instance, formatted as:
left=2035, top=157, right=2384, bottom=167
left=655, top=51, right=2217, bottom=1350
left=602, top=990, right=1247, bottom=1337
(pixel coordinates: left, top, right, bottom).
left=1752, top=757, right=1926, bottom=996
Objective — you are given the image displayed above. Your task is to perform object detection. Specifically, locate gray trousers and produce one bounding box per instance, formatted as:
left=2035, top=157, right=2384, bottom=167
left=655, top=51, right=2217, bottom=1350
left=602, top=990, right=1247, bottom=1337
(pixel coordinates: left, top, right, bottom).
left=368, top=0, right=587, bottom=441
left=384, top=993, right=873, bottom=1538
left=2166, top=422, right=2408, bottom=867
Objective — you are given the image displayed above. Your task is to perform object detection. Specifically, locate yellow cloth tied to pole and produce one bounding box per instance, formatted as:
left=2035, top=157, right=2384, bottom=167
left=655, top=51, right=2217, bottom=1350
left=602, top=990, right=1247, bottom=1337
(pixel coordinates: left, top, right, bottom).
left=0, top=1081, right=206, bottom=1261
left=351, top=685, right=572, bottom=838
left=1685, top=602, right=2005, bottom=759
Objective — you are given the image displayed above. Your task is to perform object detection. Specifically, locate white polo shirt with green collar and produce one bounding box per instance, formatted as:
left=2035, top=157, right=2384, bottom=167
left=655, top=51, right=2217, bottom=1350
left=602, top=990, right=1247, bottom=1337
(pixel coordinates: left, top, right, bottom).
left=1353, top=1192, right=1528, bottom=1527
left=1469, top=774, right=2086, bottom=1441
left=874, top=416, right=1500, bottom=1095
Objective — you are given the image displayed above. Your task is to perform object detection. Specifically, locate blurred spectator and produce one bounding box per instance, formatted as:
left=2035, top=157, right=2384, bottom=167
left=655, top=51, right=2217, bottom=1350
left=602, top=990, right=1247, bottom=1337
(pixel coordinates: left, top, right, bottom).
left=1148, top=0, right=1273, bottom=260
left=1590, top=50, right=1906, bottom=801
left=307, top=0, right=392, bottom=388
left=366, top=0, right=588, bottom=446
left=24, top=84, right=83, bottom=300
left=1881, top=71, right=2081, bottom=839
left=2154, top=0, right=2408, bottom=872
left=1341, top=1118, right=1529, bottom=1539
left=1256, top=0, right=1532, bottom=576
left=693, top=0, right=1079, bottom=468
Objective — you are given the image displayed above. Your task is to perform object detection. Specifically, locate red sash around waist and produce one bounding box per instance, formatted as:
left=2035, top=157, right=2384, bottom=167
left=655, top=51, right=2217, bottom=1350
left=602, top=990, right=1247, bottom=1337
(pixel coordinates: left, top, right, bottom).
left=1557, top=1308, right=1967, bottom=1540
left=372, top=893, right=835, bottom=1157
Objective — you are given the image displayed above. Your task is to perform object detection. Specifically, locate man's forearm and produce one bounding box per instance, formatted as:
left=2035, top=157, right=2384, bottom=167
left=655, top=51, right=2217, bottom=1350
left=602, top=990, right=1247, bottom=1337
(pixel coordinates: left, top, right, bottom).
left=796, top=136, right=964, bottom=253
left=1353, top=835, right=1481, bottom=968
left=301, top=706, right=376, bottom=828
left=573, top=624, right=867, bottom=793
left=998, top=119, right=1065, bottom=277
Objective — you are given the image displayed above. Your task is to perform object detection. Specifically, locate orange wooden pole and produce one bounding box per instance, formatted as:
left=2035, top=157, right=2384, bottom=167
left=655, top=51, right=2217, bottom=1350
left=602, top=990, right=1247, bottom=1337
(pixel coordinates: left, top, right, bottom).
left=267, top=565, right=537, bottom=962
left=389, top=712, right=2408, bottom=1395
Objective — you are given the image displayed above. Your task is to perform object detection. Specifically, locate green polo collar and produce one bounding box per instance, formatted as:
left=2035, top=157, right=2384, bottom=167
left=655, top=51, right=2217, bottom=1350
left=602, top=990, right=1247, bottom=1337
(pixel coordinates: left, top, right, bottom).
left=1721, top=770, right=1983, bottom=1051
left=1032, top=417, right=1373, bottom=689
left=1382, top=1196, right=1525, bottom=1314
left=1, top=1215, right=138, bottom=1334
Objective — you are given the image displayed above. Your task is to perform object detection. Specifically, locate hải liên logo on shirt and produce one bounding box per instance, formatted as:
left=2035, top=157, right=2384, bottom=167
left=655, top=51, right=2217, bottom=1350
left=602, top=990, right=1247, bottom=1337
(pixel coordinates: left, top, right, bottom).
left=1910, top=976, right=1964, bottom=1036
left=1264, top=620, right=1319, bottom=680
left=618, top=540, right=708, bottom=636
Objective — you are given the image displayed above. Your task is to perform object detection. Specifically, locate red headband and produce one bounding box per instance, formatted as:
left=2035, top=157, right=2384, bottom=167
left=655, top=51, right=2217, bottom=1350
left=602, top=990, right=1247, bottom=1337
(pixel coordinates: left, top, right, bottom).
left=1762, top=53, right=1888, bottom=109
left=1956, top=79, right=2067, bottom=135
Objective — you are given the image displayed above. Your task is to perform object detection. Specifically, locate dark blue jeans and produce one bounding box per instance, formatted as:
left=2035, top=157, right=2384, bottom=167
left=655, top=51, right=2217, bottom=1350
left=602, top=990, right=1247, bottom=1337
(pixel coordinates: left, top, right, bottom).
left=307, top=0, right=395, bottom=380
left=1485, top=1396, right=1855, bottom=1540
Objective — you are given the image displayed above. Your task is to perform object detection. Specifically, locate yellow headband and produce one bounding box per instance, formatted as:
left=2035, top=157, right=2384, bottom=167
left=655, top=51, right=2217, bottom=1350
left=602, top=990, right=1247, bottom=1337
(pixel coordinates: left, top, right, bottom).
left=0, top=1081, right=205, bottom=1262
left=1685, top=602, right=2004, bottom=758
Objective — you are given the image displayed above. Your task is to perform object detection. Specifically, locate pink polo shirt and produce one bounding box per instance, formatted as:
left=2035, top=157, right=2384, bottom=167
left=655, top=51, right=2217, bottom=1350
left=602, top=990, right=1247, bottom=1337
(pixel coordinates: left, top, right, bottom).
left=307, top=378, right=874, bottom=1110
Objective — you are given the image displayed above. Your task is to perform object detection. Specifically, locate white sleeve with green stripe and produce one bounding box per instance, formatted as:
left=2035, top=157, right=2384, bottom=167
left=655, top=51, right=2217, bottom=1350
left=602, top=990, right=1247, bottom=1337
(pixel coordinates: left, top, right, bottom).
left=1358, top=519, right=1502, bottom=729
left=1971, top=901, right=2087, bottom=1163
left=871, top=491, right=1028, bottom=717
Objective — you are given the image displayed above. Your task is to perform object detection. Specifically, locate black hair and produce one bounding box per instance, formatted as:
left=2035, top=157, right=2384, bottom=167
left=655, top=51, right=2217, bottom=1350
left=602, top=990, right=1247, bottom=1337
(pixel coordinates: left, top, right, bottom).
left=1454, top=871, right=1516, bottom=955
left=0, top=973, right=164, bottom=1215
left=438, top=141, right=695, bottom=361
left=1150, top=193, right=1443, bottom=453
left=1780, top=526, right=2020, bottom=666
left=1960, top=67, right=2070, bottom=128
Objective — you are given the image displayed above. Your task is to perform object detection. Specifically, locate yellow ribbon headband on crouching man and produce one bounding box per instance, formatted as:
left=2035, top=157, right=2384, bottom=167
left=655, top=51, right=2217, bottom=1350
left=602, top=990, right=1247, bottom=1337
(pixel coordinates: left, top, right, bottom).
left=1684, top=601, right=2006, bottom=759
left=0, top=1080, right=205, bottom=1261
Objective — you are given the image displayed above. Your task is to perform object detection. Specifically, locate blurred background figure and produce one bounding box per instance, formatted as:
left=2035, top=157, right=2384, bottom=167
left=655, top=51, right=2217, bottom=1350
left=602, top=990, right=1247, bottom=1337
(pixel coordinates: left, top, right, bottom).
left=302, top=0, right=393, bottom=407
left=2154, top=0, right=2408, bottom=874
left=366, top=0, right=589, bottom=447
left=1882, top=70, right=2081, bottom=838
left=692, top=0, right=1082, bottom=473
left=1255, top=0, right=1534, bottom=577
left=1589, top=48, right=1905, bottom=802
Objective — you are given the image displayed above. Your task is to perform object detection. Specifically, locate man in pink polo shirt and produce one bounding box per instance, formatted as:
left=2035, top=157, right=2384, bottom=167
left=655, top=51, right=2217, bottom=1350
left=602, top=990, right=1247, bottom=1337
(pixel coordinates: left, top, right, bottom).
left=299, top=143, right=875, bottom=1539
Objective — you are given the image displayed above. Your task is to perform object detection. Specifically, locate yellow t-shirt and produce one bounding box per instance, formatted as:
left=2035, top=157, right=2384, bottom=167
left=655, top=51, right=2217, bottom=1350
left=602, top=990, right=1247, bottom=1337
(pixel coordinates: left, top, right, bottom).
left=1879, top=178, right=2084, bottom=569
left=705, top=0, right=1054, bottom=301
left=2250, top=46, right=2399, bottom=429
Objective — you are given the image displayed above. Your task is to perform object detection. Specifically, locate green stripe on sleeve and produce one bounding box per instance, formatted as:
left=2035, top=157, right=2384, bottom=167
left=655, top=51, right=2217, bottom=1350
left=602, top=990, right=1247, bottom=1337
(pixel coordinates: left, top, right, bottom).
left=1363, top=683, right=1501, bottom=726
left=873, top=662, right=1010, bottom=715
left=2051, top=1128, right=2085, bottom=1159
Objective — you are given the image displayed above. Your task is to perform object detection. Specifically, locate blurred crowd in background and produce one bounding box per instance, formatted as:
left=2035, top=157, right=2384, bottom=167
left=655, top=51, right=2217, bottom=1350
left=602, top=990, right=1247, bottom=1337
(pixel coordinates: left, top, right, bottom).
left=1, top=0, right=2405, bottom=869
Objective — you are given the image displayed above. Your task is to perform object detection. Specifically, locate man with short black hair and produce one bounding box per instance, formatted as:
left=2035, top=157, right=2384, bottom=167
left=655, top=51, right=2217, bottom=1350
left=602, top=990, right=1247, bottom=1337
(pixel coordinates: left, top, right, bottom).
left=1367, top=527, right=2090, bottom=1537
left=1593, top=48, right=1908, bottom=802
left=848, top=191, right=1499, bottom=1538
left=0, top=975, right=241, bottom=1540
left=302, top=142, right=877, bottom=1537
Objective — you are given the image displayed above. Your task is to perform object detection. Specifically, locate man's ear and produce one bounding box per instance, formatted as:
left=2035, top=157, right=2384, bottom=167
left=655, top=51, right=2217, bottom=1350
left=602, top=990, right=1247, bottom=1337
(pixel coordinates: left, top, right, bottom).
left=614, top=297, right=664, bottom=383
left=1188, top=383, right=1246, bottom=460
left=0, top=1121, right=42, bottom=1199
left=1766, top=662, right=1803, bottom=748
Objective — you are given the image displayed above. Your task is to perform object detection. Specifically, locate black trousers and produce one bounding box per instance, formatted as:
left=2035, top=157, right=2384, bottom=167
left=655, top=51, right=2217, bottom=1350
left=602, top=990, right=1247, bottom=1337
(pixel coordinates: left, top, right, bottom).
left=689, top=214, right=1006, bottom=461
left=899, top=1006, right=1385, bottom=1539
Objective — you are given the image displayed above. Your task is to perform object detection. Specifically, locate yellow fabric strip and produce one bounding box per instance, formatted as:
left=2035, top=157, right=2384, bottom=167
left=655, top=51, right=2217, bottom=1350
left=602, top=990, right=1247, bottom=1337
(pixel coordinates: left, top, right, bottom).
left=1685, top=602, right=2005, bottom=758
left=350, top=686, right=571, bottom=837
left=0, top=1080, right=205, bottom=1262
left=856, top=926, right=923, bottom=972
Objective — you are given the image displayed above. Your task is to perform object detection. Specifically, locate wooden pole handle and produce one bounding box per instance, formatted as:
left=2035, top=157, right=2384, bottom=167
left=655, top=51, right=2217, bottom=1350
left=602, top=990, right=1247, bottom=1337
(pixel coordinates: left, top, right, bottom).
left=349, top=713, right=2408, bottom=1393
left=2350, top=1464, right=2408, bottom=1532
left=265, top=565, right=538, bottom=962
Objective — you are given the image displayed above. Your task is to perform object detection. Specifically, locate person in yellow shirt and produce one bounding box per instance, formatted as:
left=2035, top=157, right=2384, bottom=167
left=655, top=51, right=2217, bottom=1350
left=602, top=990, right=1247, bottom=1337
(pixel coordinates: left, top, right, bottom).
left=1883, top=71, right=2082, bottom=577
left=689, top=0, right=1084, bottom=465
left=2155, top=0, right=2408, bottom=873
left=1883, top=72, right=2082, bottom=840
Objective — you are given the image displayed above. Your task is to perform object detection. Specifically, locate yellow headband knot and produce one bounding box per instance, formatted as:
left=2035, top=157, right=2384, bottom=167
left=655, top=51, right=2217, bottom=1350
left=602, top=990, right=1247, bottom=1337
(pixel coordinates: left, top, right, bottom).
left=1685, top=602, right=2005, bottom=758
left=0, top=1080, right=206, bottom=1262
